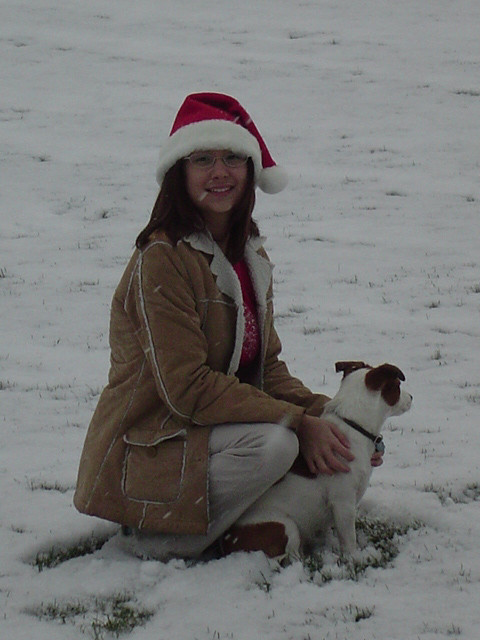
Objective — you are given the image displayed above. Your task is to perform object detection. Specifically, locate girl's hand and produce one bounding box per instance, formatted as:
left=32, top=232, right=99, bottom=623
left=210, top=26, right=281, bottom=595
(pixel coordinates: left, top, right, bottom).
left=296, top=414, right=355, bottom=476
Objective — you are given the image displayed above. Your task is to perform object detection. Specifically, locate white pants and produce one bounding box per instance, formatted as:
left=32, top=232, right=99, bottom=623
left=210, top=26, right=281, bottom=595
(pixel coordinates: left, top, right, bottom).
left=122, top=422, right=299, bottom=560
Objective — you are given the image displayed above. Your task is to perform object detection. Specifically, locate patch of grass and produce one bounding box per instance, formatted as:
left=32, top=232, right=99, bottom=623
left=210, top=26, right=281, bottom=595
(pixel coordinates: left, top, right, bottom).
left=11, top=524, right=27, bottom=533
left=33, top=535, right=110, bottom=571
left=303, top=325, right=323, bottom=335
left=27, top=479, right=71, bottom=493
left=254, top=571, right=273, bottom=594
left=90, top=593, right=154, bottom=638
left=423, top=482, right=480, bottom=505
left=431, top=348, right=444, bottom=362
left=354, top=516, right=418, bottom=566
left=385, top=190, right=407, bottom=197
left=302, top=553, right=333, bottom=583
left=289, top=304, right=308, bottom=314
left=28, top=599, right=88, bottom=623
left=204, top=630, right=236, bottom=640
left=26, top=592, right=154, bottom=638
left=342, top=603, right=375, bottom=623
left=421, top=621, right=462, bottom=636
left=0, top=379, right=16, bottom=390
left=303, top=516, right=421, bottom=582
left=454, top=89, right=480, bottom=97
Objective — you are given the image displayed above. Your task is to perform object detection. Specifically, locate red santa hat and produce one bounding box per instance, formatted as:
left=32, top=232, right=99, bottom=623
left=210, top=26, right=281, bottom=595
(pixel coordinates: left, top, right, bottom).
left=156, top=92, right=288, bottom=194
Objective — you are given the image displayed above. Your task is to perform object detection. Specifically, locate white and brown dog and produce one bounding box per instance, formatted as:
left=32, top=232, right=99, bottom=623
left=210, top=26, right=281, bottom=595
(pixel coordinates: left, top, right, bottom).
left=222, top=362, right=412, bottom=559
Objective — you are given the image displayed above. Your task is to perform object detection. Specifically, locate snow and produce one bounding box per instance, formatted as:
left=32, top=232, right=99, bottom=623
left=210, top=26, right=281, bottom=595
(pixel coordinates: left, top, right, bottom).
left=1, top=0, right=479, bottom=638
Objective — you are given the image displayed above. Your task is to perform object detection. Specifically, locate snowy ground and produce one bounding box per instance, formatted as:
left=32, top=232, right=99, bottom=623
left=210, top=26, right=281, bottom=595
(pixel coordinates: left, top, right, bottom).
left=1, top=1, right=479, bottom=638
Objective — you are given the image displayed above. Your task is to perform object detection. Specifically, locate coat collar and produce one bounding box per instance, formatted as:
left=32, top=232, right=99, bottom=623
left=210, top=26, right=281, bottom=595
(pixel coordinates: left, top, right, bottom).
left=183, top=231, right=273, bottom=308
left=183, top=231, right=273, bottom=376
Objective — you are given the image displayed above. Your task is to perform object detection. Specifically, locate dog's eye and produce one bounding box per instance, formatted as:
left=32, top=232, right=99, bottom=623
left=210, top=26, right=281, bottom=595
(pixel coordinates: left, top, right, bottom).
left=381, top=381, right=401, bottom=406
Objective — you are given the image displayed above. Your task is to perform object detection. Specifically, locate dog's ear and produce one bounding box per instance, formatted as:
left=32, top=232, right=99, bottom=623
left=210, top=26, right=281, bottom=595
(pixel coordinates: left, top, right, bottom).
left=365, top=363, right=406, bottom=406
left=365, top=363, right=405, bottom=389
left=335, top=361, right=370, bottom=378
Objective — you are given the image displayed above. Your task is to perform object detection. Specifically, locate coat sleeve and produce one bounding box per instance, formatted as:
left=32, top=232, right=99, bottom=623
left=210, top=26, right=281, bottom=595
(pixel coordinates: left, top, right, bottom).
left=127, top=242, right=306, bottom=428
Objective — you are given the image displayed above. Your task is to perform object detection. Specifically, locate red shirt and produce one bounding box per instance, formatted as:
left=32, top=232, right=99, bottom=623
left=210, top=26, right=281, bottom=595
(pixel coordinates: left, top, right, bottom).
left=233, top=259, right=260, bottom=368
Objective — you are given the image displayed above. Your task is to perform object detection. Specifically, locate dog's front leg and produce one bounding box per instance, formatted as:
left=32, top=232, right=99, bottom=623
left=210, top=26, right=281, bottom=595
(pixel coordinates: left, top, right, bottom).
left=332, top=502, right=357, bottom=555
left=282, top=517, right=303, bottom=562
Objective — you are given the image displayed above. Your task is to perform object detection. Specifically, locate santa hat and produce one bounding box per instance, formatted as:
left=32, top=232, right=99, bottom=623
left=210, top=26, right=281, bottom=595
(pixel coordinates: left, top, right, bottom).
left=156, top=92, right=288, bottom=194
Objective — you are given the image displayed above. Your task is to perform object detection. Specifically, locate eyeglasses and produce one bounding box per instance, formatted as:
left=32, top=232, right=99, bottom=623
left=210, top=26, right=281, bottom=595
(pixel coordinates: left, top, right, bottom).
left=184, top=152, right=249, bottom=169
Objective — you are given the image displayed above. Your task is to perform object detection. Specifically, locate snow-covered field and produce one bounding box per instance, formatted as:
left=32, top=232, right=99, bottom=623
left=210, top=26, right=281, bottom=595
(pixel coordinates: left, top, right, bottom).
left=1, top=1, right=479, bottom=638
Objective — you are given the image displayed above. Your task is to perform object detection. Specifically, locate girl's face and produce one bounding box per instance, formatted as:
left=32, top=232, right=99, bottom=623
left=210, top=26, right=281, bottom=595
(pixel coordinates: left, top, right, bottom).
left=184, top=149, right=249, bottom=221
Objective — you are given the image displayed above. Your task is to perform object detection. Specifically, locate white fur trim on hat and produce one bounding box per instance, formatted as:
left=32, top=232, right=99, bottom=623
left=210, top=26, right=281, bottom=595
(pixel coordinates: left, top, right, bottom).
left=156, top=119, right=281, bottom=192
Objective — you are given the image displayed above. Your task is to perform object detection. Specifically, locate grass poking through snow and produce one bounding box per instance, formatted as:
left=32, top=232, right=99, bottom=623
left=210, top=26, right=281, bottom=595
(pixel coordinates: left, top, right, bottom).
left=303, top=515, right=422, bottom=583
left=26, top=592, right=154, bottom=639
left=32, top=535, right=111, bottom=572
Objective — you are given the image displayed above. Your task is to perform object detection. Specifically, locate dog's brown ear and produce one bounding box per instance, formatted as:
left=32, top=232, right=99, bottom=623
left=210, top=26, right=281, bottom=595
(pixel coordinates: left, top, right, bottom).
left=335, top=361, right=370, bottom=378
left=365, top=364, right=405, bottom=406
left=365, top=363, right=405, bottom=390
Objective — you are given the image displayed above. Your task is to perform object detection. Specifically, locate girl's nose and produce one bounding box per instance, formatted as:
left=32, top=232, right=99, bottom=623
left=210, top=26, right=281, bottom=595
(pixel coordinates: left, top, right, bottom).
left=209, top=158, right=229, bottom=176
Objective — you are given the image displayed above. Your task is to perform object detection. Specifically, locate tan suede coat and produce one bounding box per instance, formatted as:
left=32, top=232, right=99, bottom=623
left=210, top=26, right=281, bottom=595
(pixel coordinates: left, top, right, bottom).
left=74, top=231, right=328, bottom=534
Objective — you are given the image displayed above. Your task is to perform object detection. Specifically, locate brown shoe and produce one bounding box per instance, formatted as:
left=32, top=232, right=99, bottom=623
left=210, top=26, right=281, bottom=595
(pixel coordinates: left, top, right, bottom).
left=220, top=522, right=288, bottom=558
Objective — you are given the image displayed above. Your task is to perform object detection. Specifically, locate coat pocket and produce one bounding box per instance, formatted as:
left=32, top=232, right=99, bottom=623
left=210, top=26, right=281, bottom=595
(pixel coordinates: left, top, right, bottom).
left=122, top=427, right=187, bottom=504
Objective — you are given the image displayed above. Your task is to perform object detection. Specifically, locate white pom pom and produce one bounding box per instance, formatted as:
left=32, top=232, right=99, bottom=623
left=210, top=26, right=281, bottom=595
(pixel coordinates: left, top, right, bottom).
left=257, top=165, right=288, bottom=194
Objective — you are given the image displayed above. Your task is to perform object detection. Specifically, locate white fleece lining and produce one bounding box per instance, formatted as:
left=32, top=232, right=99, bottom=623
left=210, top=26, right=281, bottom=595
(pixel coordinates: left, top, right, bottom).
left=243, top=241, right=273, bottom=389
left=184, top=232, right=273, bottom=380
left=183, top=232, right=245, bottom=375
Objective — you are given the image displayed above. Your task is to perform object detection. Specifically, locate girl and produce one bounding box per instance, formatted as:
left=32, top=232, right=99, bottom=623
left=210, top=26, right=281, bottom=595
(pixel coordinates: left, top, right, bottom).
left=74, top=93, right=367, bottom=560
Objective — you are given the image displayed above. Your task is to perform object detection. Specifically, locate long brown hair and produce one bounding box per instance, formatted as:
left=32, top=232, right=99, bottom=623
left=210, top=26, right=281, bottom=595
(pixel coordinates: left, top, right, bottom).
left=136, top=159, right=259, bottom=263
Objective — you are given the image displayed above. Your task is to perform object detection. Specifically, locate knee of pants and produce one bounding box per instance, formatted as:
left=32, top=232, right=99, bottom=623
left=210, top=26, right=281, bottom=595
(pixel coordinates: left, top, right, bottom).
left=261, top=425, right=299, bottom=481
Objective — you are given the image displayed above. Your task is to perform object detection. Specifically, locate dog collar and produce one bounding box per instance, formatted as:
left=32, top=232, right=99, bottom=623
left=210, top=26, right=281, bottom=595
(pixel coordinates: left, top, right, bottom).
left=337, top=416, right=386, bottom=454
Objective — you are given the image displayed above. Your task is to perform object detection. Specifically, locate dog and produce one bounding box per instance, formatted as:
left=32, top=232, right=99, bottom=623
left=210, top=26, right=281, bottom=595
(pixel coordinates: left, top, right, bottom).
left=221, top=362, right=412, bottom=559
